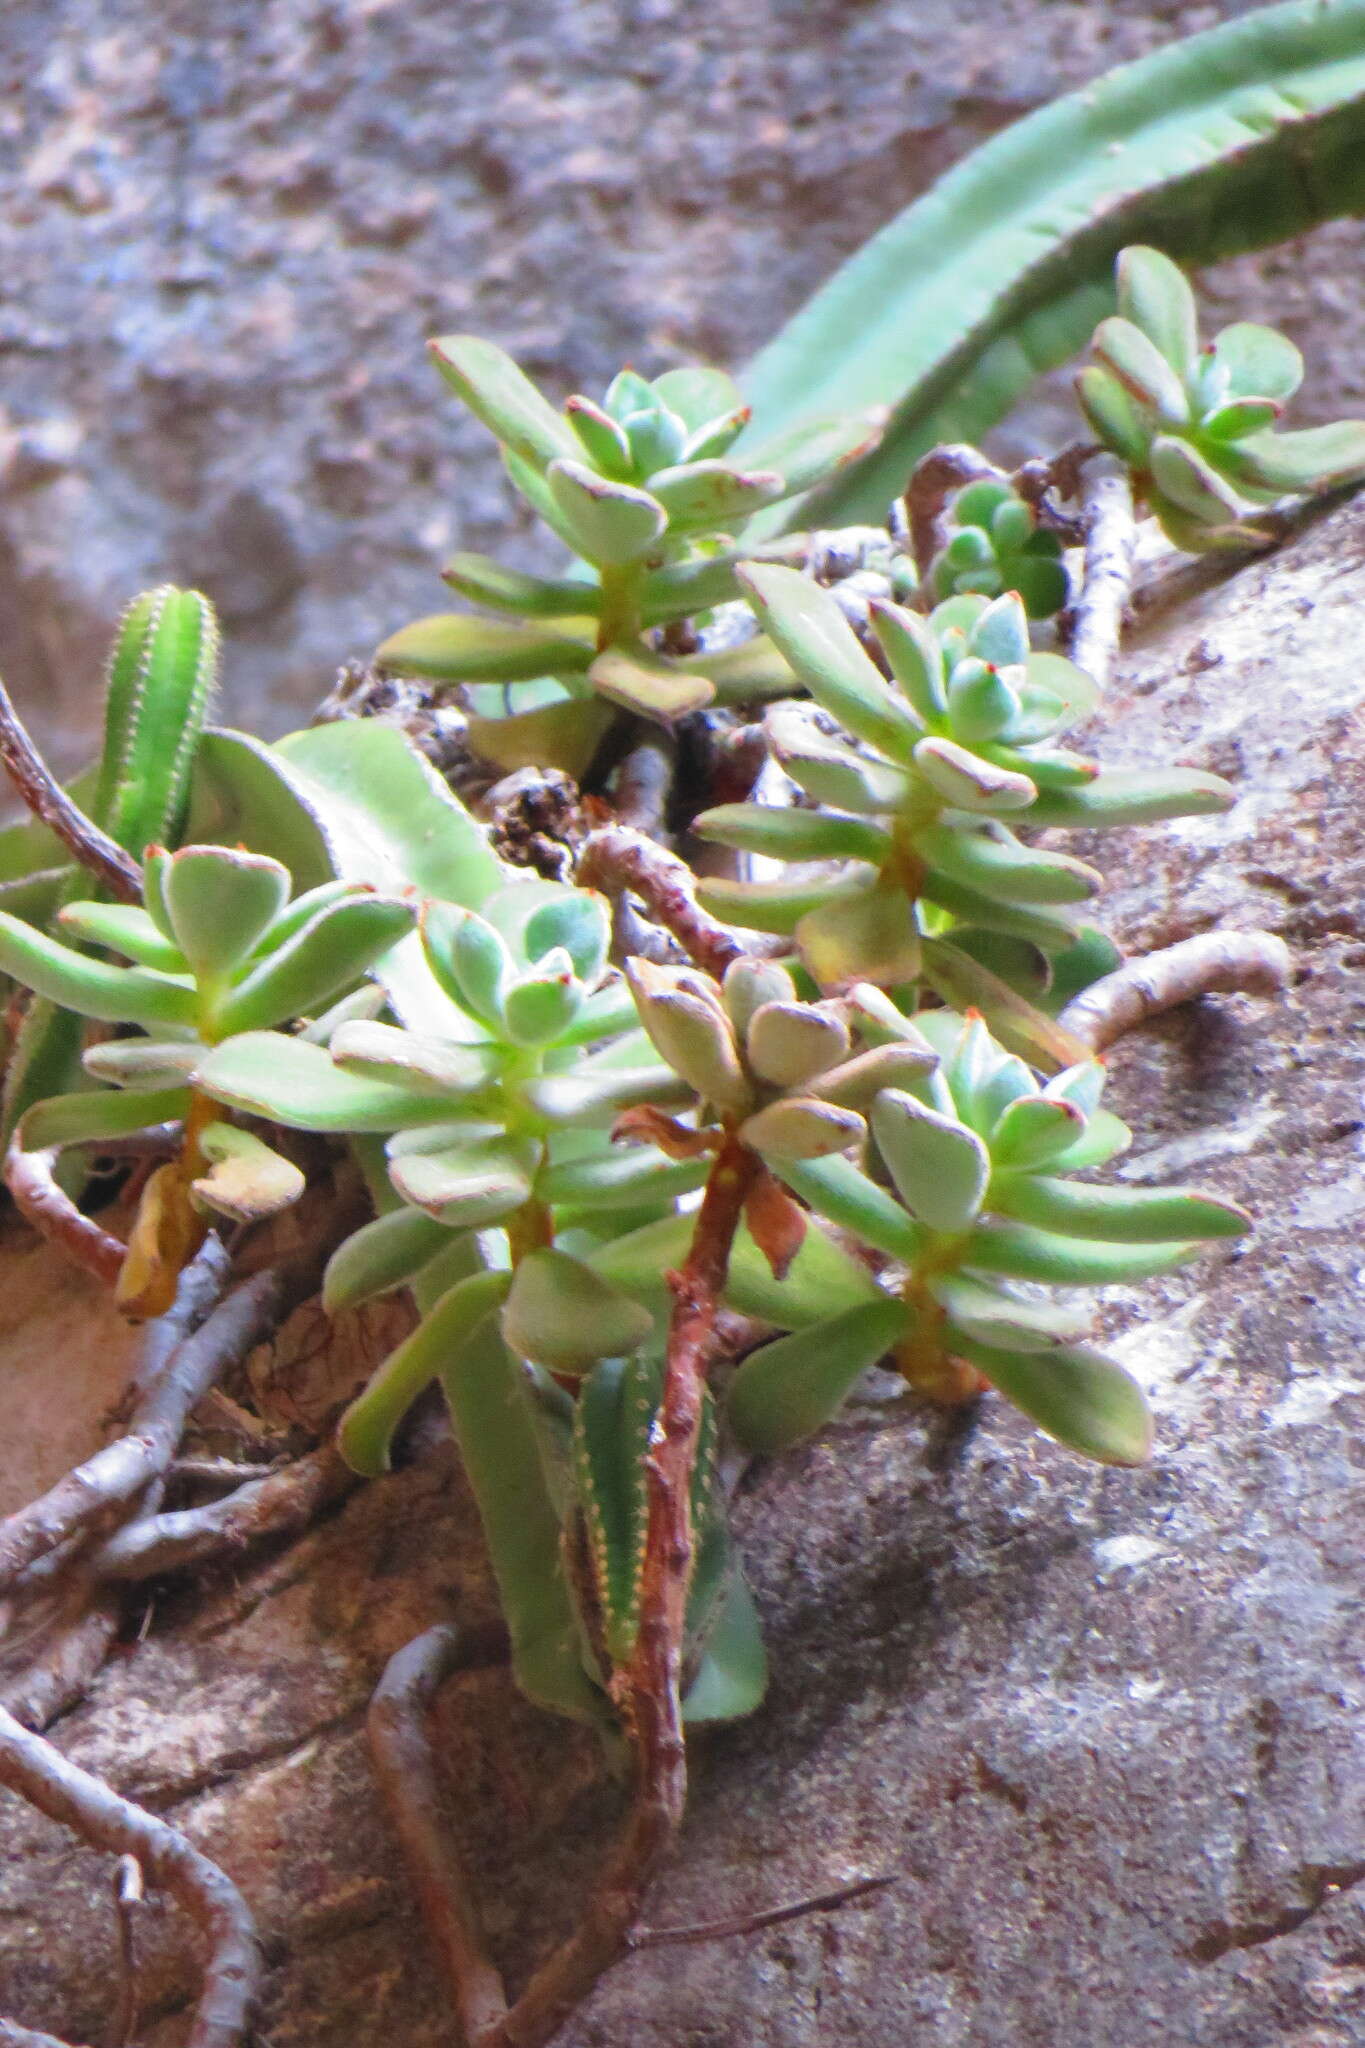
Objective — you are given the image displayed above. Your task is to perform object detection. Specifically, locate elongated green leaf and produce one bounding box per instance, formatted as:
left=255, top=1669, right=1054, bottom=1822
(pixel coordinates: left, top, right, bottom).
left=963, top=1219, right=1198, bottom=1285
left=989, top=1171, right=1250, bottom=1242
left=502, top=1249, right=654, bottom=1372
left=441, top=552, right=600, bottom=618
left=589, top=1207, right=881, bottom=1328
left=1207, top=319, right=1303, bottom=402
left=915, top=823, right=1100, bottom=906
left=1221, top=418, right=1365, bottom=492
left=739, top=565, right=921, bottom=759
left=0, top=913, right=196, bottom=1029
left=389, top=1133, right=538, bottom=1227
left=1117, top=245, right=1198, bottom=379
left=648, top=461, right=785, bottom=529
left=694, top=803, right=891, bottom=867
left=681, top=1566, right=768, bottom=1724
left=740, top=1, right=1365, bottom=527
left=83, top=1039, right=201, bottom=1089
left=546, top=461, right=667, bottom=565
left=1024, top=768, right=1234, bottom=828
left=797, top=885, right=922, bottom=988
left=322, top=1206, right=452, bottom=1313
left=726, top=1298, right=906, bottom=1454
left=376, top=613, right=594, bottom=683
left=207, top=894, right=413, bottom=1037
left=197, top=1030, right=456, bottom=1131
left=776, top=1152, right=922, bottom=1261
left=961, top=1338, right=1153, bottom=1464
left=56, top=900, right=185, bottom=971
left=588, top=647, right=714, bottom=723
left=931, top=1272, right=1091, bottom=1353
left=872, top=1090, right=990, bottom=1231
left=161, top=847, right=291, bottom=980
left=428, top=335, right=580, bottom=469
left=539, top=1147, right=709, bottom=1211
left=18, top=1084, right=190, bottom=1153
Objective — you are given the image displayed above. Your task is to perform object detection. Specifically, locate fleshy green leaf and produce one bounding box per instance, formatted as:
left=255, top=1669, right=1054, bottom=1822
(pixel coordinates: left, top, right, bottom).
left=962, top=1338, right=1153, bottom=1464
left=725, top=1298, right=906, bottom=1454
left=962, top=1219, right=1199, bottom=1285
left=197, top=1030, right=455, bottom=1132
left=1116, top=245, right=1198, bottom=379
left=1208, top=319, right=1303, bottom=403
left=588, top=647, right=714, bottom=723
left=502, top=1249, right=655, bottom=1373
left=375, top=613, right=594, bottom=683
left=739, top=564, right=921, bottom=759
left=427, top=335, right=580, bottom=469
left=989, top=1172, right=1250, bottom=1242
left=322, top=1206, right=453, bottom=1314
left=0, top=914, right=196, bottom=1029
left=441, top=552, right=601, bottom=619
left=546, top=460, right=667, bottom=566
left=872, top=1090, right=990, bottom=1231
left=161, top=846, right=291, bottom=980
left=17, top=1085, right=190, bottom=1153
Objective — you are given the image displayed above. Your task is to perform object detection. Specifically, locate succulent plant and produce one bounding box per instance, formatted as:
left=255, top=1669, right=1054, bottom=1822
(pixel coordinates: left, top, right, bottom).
left=692, top=565, right=1230, bottom=1038
left=724, top=1001, right=1249, bottom=1465
left=930, top=478, right=1069, bottom=618
left=1079, top=245, right=1365, bottom=551
left=373, top=341, right=880, bottom=768
left=0, top=841, right=415, bottom=1312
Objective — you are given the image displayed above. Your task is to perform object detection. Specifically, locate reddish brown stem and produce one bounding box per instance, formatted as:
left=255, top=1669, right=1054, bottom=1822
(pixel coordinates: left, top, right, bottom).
left=632, top=1871, right=895, bottom=1949
left=576, top=824, right=750, bottom=979
left=4, top=1141, right=126, bottom=1287
left=0, top=1704, right=263, bottom=2048
left=367, top=1623, right=512, bottom=2044
left=477, top=1135, right=760, bottom=2048
left=0, top=680, right=141, bottom=902
left=903, top=444, right=1005, bottom=584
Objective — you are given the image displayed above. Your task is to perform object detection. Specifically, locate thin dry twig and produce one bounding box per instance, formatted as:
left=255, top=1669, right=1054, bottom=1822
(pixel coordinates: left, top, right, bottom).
left=4, top=1142, right=127, bottom=1287
left=477, top=1135, right=761, bottom=2048
left=0, top=1704, right=263, bottom=2048
left=903, top=444, right=1005, bottom=583
left=612, top=732, right=675, bottom=839
left=1057, top=931, right=1293, bottom=1054
left=0, top=680, right=141, bottom=903
left=1066, top=453, right=1138, bottom=689
left=0, top=1239, right=232, bottom=1593
left=576, top=824, right=756, bottom=980
left=110, top=1854, right=144, bottom=2048
left=0, top=1581, right=121, bottom=1731
left=92, top=1445, right=357, bottom=1582
left=367, top=1622, right=513, bottom=2045
left=631, top=1871, right=895, bottom=1949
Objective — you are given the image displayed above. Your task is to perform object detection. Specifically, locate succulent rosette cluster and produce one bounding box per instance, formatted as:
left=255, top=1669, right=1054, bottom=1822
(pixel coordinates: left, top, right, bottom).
left=373, top=343, right=880, bottom=768
left=692, top=565, right=1231, bottom=1010
left=930, top=477, right=1069, bottom=618
left=1080, top=245, right=1365, bottom=550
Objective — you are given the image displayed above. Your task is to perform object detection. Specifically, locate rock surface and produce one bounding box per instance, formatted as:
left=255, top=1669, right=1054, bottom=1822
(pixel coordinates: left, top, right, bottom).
left=2, top=0, right=1365, bottom=779
left=1, top=490, right=1363, bottom=2045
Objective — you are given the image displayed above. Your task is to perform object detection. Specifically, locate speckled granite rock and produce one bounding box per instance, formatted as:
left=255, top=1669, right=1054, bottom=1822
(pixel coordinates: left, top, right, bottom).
left=1, top=490, right=1363, bottom=2046
left=3, top=0, right=1365, bottom=781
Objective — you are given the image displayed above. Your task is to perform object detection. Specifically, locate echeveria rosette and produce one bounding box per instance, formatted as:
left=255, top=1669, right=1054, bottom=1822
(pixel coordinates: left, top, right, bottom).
left=195, top=877, right=696, bottom=1324
left=692, top=564, right=1232, bottom=1029
left=620, top=953, right=936, bottom=1281
left=1080, top=245, right=1365, bottom=552
left=728, top=1001, right=1251, bottom=1467
left=931, top=478, right=1069, bottom=619
left=373, top=340, right=882, bottom=753
left=0, top=842, right=415, bottom=1313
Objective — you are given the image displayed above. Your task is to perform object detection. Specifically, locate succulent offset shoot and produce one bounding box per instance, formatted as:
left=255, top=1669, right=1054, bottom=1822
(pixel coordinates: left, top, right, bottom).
left=0, top=842, right=414, bottom=1315
left=930, top=478, right=1070, bottom=618
left=726, top=1002, right=1250, bottom=1465
left=693, top=565, right=1232, bottom=1033
left=373, top=339, right=881, bottom=760
left=1080, top=245, right=1365, bottom=551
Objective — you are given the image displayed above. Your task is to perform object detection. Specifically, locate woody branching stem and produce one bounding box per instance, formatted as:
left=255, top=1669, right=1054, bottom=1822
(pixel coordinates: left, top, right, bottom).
left=3, top=1142, right=128, bottom=1287
left=0, top=680, right=142, bottom=903
left=0, top=1704, right=263, bottom=2048
left=1057, top=931, right=1292, bottom=1053
left=576, top=824, right=751, bottom=978
left=1067, top=453, right=1138, bottom=690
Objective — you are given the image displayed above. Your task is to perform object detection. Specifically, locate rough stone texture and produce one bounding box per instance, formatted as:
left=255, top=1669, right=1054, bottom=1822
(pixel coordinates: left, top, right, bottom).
left=1, top=492, right=1364, bottom=2043
left=3, top=0, right=1365, bottom=783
